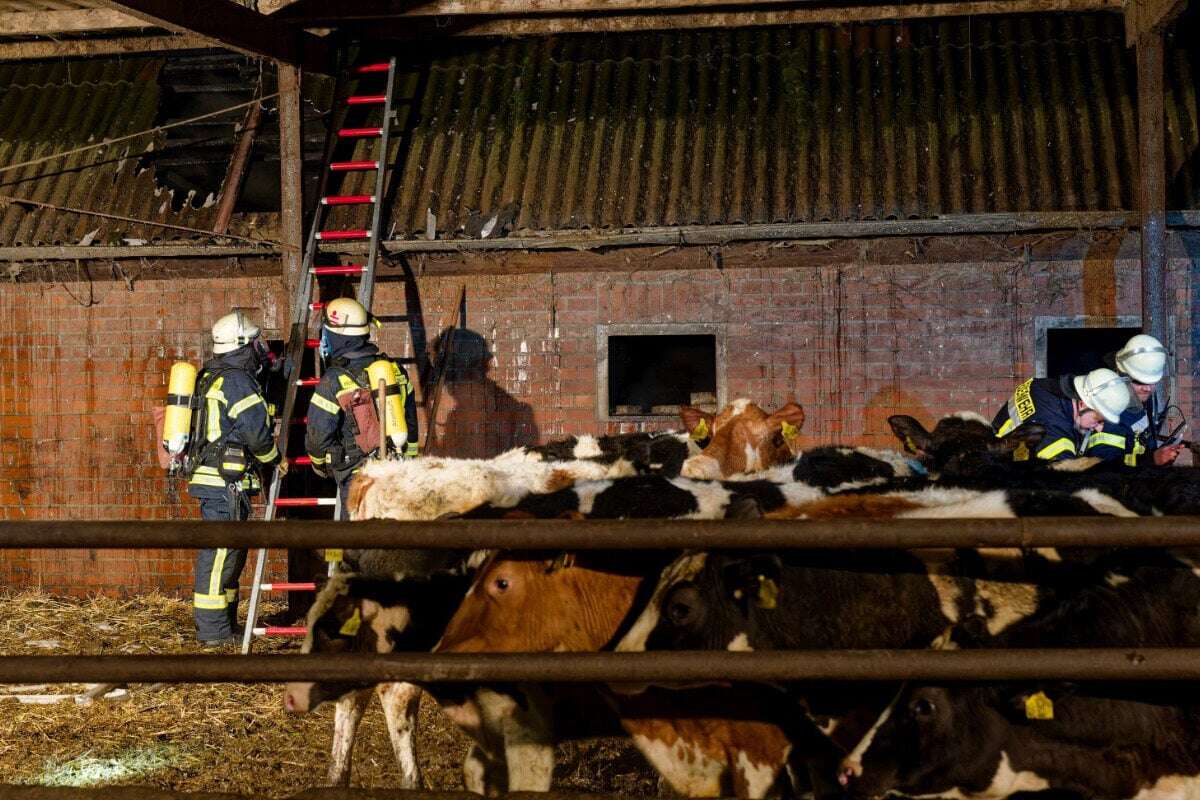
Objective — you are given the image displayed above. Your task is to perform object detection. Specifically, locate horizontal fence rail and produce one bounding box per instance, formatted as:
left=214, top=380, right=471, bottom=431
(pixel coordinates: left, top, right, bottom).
left=3, top=650, right=1199, bottom=684
left=3, top=517, right=1200, bottom=550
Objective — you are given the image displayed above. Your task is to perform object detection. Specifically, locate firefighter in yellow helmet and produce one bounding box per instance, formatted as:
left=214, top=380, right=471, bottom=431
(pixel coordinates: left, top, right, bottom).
left=992, top=368, right=1130, bottom=461
left=305, top=298, right=418, bottom=516
left=1085, top=333, right=1181, bottom=466
left=187, top=311, right=280, bottom=645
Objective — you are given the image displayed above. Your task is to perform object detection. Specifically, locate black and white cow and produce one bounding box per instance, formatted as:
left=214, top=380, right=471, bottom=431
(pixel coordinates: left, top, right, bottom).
left=839, top=548, right=1200, bottom=799
left=509, top=430, right=703, bottom=477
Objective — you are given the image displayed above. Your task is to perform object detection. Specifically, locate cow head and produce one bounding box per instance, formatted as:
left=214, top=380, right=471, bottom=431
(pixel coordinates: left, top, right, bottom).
left=838, top=685, right=1010, bottom=799
left=435, top=552, right=654, bottom=653
left=618, top=551, right=781, bottom=655
left=680, top=399, right=806, bottom=479
left=283, top=571, right=469, bottom=713
left=889, top=414, right=1046, bottom=478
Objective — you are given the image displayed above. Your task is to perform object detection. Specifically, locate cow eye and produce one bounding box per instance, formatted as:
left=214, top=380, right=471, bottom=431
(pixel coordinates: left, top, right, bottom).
left=912, top=697, right=936, bottom=717
left=494, top=578, right=510, bottom=592
left=771, top=432, right=785, bottom=447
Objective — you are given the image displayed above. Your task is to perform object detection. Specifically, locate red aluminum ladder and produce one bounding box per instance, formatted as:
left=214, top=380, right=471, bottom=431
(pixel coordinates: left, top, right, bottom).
left=241, top=57, right=411, bottom=653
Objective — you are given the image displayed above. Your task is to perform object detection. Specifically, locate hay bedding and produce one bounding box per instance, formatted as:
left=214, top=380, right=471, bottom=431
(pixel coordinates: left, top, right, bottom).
left=0, top=591, right=657, bottom=796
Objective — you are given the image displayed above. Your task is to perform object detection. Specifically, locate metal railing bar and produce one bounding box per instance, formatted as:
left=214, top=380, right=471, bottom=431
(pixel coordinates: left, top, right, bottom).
left=1, top=649, right=1196, bottom=684
left=1, top=517, right=1198, bottom=550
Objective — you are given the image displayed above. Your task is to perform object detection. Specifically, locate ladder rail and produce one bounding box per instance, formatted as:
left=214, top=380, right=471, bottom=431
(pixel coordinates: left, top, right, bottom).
left=357, top=56, right=397, bottom=312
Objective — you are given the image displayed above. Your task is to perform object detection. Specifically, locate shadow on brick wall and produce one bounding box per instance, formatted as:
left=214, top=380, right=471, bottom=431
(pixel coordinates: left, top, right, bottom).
left=428, top=327, right=538, bottom=458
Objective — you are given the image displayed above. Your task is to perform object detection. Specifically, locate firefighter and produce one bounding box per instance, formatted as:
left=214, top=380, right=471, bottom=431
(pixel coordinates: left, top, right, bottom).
left=306, top=297, right=418, bottom=517
left=992, top=367, right=1130, bottom=461
left=1084, top=334, right=1182, bottom=467
left=186, top=311, right=280, bottom=645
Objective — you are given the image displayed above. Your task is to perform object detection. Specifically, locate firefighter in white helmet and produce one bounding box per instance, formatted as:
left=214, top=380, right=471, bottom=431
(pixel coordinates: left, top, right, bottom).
left=1085, top=333, right=1180, bottom=466
left=186, top=311, right=280, bottom=645
left=993, top=367, right=1130, bottom=461
left=305, top=298, right=418, bottom=516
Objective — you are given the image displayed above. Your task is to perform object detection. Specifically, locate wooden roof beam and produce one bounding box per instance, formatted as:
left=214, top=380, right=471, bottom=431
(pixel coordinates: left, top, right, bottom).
left=336, top=0, right=1120, bottom=38
left=1125, top=0, right=1188, bottom=45
left=0, top=34, right=208, bottom=62
left=273, top=0, right=1118, bottom=25
left=103, top=0, right=333, bottom=73
left=0, top=9, right=147, bottom=35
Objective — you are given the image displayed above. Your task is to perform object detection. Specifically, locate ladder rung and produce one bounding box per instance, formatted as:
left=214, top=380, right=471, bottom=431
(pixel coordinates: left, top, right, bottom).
left=275, top=497, right=337, bottom=507
left=259, top=582, right=317, bottom=592
left=330, top=160, right=379, bottom=171
left=290, top=417, right=309, bottom=425
left=296, top=378, right=320, bottom=387
left=253, top=626, right=308, bottom=637
left=355, top=62, right=391, bottom=74
left=316, top=230, right=371, bottom=241
left=304, top=338, right=320, bottom=348
left=289, top=455, right=313, bottom=465
left=346, top=94, right=387, bottom=105
left=338, top=127, right=383, bottom=138
left=375, top=315, right=410, bottom=323
left=322, top=194, right=375, bottom=205
left=309, top=302, right=325, bottom=311
left=312, top=265, right=367, bottom=275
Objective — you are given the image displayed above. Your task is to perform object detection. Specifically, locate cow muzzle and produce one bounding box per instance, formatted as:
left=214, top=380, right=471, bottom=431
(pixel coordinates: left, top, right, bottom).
left=680, top=454, right=721, bottom=480
left=283, top=682, right=314, bottom=714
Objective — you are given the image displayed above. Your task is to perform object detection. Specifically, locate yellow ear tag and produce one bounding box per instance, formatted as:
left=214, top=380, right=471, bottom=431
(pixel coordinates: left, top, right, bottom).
left=904, top=436, right=919, bottom=454
left=781, top=420, right=800, bottom=443
left=691, top=418, right=710, bottom=441
left=1012, top=442, right=1030, bottom=462
left=325, top=548, right=343, bottom=563
left=339, top=608, right=362, bottom=637
left=1025, top=691, right=1054, bottom=720
left=755, top=575, right=779, bottom=610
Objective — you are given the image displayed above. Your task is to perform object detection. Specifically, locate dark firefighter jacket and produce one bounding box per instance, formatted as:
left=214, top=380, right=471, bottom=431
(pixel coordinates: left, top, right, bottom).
left=1082, top=352, right=1157, bottom=466
left=305, top=338, right=418, bottom=482
left=992, top=375, right=1085, bottom=461
left=186, top=347, right=279, bottom=498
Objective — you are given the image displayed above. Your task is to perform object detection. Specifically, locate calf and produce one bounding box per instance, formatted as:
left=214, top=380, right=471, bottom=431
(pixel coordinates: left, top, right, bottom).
left=502, top=430, right=704, bottom=477
left=283, top=567, right=474, bottom=787
left=434, top=550, right=797, bottom=797
left=680, top=399, right=806, bottom=479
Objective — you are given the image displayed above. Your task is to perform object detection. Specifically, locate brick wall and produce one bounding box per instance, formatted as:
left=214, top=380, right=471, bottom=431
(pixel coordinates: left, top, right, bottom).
left=1, top=230, right=1196, bottom=595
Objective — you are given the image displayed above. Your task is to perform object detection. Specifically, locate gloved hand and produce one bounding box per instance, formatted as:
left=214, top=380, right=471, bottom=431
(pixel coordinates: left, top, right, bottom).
left=276, top=458, right=289, bottom=477
left=1154, top=443, right=1184, bottom=466
left=311, top=459, right=329, bottom=479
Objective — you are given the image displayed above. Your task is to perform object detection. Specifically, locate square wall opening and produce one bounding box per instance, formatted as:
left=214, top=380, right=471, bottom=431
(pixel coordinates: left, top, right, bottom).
left=597, top=324, right=726, bottom=421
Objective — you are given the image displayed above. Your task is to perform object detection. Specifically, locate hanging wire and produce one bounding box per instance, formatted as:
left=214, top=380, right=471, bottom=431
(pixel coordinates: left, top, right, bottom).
left=0, top=92, right=281, bottom=177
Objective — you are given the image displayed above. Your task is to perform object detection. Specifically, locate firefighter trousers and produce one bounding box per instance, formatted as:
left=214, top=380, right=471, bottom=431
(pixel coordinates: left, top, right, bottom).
left=193, top=491, right=249, bottom=642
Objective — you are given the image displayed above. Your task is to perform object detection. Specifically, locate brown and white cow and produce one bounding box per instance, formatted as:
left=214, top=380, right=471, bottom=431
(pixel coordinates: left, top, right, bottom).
left=680, top=399, right=806, bottom=480
left=434, top=551, right=796, bottom=797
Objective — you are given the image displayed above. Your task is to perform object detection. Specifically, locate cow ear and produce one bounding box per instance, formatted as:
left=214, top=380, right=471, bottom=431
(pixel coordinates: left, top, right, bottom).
left=680, top=406, right=715, bottom=440
left=889, top=415, right=934, bottom=456
left=720, top=555, right=783, bottom=610
left=769, top=402, right=806, bottom=448
left=993, top=423, right=1046, bottom=454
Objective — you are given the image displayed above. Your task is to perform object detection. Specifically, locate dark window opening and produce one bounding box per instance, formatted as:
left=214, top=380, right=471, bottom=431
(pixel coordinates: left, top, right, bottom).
left=1045, top=327, right=1140, bottom=378
left=608, top=335, right=717, bottom=416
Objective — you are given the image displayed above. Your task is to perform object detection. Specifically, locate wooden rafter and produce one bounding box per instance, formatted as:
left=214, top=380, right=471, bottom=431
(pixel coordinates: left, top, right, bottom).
left=0, top=9, right=146, bottom=36
left=272, top=0, right=1113, bottom=25
left=0, top=34, right=207, bottom=62
left=103, top=0, right=332, bottom=73
left=330, top=0, right=1119, bottom=37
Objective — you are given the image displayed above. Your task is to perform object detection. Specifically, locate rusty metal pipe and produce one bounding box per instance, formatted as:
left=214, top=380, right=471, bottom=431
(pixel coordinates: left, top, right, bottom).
left=1, top=650, right=1196, bottom=684
left=1, top=517, right=1198, bottom=550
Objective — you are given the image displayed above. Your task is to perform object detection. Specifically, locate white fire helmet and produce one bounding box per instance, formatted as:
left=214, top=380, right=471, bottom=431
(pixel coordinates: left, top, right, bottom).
left=211, top=310, right=261, bottom=355
left=1115, top=334, right=1167, bottom=385
left=1073, top=367, right=1131, bottom=424
left=322, top=297, right=371, bottom=336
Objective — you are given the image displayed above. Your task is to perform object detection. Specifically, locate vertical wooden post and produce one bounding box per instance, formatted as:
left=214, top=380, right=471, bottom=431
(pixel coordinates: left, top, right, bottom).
left=1136, top=31, right=1167, bottom=344
left=277, top=63, right=304, bottom=329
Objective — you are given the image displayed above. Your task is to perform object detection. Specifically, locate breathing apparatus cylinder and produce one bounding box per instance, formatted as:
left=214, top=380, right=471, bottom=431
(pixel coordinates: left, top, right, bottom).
left=367, top=359, right=407, bottom=452
left=163, top=361, right=198, bottom=456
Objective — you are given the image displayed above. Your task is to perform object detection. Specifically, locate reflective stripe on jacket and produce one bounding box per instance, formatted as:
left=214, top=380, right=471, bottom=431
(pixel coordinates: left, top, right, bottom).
left=991, top=376, right=1084, bottom=461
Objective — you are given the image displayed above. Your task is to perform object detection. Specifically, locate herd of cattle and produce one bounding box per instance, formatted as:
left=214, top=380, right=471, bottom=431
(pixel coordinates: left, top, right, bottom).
left=280, top=399, right=1200, bottom=800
